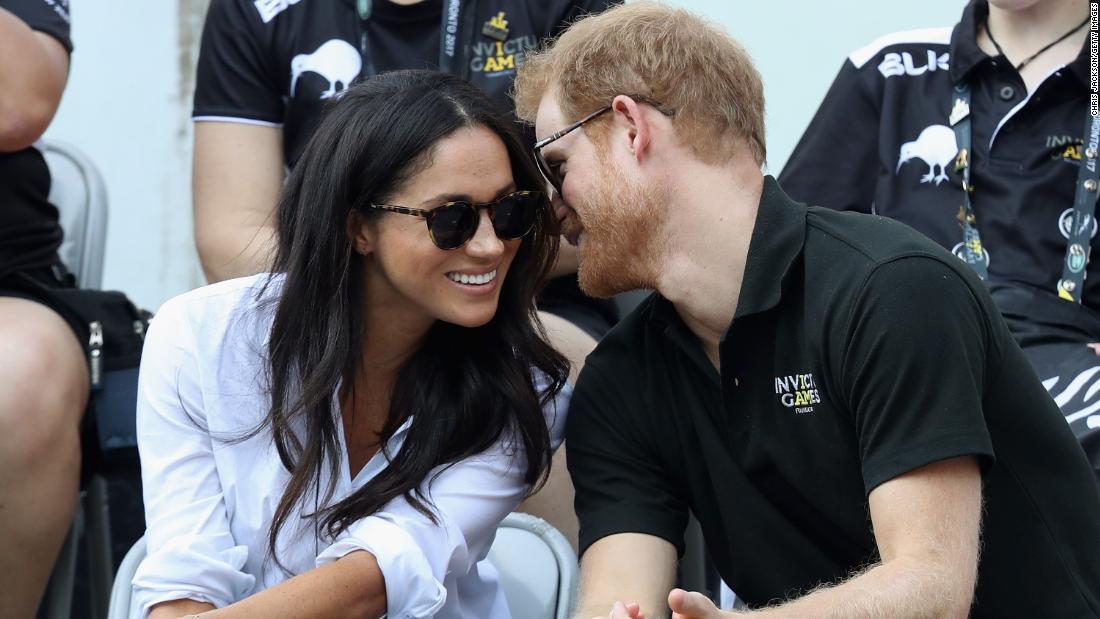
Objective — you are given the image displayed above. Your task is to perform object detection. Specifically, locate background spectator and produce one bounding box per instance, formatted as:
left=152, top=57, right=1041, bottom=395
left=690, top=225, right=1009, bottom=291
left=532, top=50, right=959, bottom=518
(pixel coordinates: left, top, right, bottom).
left=780, top=0, right=1100, bottom=484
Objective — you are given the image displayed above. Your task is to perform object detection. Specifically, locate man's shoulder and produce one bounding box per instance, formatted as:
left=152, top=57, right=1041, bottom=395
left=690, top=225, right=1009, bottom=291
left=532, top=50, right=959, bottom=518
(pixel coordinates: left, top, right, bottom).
left=804, top=206, right=957, bottom=268
left=585, top=291, right=661, bottom=365
left=799, top=207, right=993, bottom=318
left=575, top=291, right=674, bottom=399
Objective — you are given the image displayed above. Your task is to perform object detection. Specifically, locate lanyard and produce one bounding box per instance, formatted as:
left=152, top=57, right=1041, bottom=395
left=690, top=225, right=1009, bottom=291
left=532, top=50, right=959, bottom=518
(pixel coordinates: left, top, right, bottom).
left=948, top=82, right=1100, bottom=302
left=356, top=0, right=476, bottom=81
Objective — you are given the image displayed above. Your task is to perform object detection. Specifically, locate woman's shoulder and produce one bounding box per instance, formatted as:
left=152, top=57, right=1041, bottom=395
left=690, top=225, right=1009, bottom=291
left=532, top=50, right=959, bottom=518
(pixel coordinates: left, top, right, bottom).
left=149, top=273, right=283, bottom=353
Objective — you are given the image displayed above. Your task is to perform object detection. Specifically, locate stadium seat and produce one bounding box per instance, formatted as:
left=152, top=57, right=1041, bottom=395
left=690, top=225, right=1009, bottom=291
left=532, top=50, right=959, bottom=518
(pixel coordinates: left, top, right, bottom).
left=37, top=139, right=114, bottom=619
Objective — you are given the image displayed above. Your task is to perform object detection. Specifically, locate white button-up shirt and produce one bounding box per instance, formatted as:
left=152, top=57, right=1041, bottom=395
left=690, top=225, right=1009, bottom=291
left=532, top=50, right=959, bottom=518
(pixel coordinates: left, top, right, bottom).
left=133, top=275, right=569, bottom=618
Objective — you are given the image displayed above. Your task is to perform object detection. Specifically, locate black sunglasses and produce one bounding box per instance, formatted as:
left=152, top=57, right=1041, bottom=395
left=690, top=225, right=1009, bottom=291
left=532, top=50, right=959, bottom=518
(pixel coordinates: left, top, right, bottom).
left=532, top=96, right=675, bottom=195
left=366, top=190, right=543, bottom=250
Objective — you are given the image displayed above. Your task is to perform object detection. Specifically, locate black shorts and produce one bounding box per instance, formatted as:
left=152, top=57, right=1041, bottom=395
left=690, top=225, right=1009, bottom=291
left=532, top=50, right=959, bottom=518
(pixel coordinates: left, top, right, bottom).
left=0, top=264, right=88, bottom=352
left=992, top=282, right=1100, bottom=487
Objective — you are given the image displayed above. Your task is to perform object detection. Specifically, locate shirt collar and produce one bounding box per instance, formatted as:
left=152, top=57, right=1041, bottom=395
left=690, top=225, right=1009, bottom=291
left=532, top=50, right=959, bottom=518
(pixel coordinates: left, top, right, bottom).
left=648, top=175, right=808, bottom=329
left=949, top=0, right=990, bottom=84
left=950, top=0, right=1091, bottom=85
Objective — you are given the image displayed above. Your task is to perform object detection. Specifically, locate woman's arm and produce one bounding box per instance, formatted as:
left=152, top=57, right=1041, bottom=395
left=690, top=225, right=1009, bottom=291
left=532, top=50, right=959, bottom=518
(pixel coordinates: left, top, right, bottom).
left=149, top=599, right=215, bottom=619
left=134, top=297, right=255, bottom=614
left=171, top=551, right=385, bottom=619
left=307, top=380, right=571, bottom=618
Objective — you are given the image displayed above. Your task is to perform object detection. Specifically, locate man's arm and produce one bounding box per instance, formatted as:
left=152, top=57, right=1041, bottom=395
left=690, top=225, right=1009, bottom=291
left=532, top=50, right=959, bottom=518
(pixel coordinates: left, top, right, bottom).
left=192, top=121, right=283, bottom=282
left=661, top=456, right=982, bottom=619
left=0, top=7, right=69, bottom=151
left=575, top=532, right=678, bottom=619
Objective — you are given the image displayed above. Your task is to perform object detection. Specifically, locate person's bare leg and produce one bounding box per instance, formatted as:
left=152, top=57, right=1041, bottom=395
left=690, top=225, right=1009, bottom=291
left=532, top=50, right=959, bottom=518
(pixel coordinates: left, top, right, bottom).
left=0, top=298, right=88, bottom=619
left=516, top=311, right=599, bottom=550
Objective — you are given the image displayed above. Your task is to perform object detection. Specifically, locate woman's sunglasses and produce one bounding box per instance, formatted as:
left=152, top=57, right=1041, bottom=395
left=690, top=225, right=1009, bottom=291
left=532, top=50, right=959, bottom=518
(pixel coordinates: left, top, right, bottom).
left=366, top=190, right=543, bottom=250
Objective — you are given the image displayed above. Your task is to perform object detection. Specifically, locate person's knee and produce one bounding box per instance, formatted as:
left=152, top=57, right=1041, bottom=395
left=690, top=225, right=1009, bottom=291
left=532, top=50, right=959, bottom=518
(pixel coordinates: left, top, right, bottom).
left=0, top=298, right=87, bottom=470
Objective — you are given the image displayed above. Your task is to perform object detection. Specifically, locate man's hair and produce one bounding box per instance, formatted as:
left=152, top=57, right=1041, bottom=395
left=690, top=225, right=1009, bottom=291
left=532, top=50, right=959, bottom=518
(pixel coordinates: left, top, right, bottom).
left=514, top=1, right=766, bottom=166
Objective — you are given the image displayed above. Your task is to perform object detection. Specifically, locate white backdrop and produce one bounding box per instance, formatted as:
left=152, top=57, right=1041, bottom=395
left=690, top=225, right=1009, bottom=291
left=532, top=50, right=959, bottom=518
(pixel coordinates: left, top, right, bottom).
left=43, top=0, right=970, bottom=310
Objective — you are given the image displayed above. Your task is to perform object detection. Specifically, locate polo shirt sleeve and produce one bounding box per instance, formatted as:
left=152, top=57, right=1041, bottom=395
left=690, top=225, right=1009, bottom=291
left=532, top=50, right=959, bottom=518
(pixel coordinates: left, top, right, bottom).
left=567, top=360, right=689, bottom=557
left=841, top=255, right=997, bottom=494
left=3, top=0, right=72, bottom=52
left=778, top=59, right=879, bottom=214
left=192, top=0, right=285, bottom=125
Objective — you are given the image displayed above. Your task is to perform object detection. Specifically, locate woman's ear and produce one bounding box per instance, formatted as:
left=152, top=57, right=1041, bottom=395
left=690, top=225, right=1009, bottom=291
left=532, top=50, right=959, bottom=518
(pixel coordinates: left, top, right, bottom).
left=347, top=209, right=375, bottom=256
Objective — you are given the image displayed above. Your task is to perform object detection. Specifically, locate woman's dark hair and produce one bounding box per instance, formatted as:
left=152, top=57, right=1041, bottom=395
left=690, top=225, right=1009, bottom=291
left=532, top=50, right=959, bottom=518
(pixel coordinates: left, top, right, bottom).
left=257, top=70, right=568, bottom=568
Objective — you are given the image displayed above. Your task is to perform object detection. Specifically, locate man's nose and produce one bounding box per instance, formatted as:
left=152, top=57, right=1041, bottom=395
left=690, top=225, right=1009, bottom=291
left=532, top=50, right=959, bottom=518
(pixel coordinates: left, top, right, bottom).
left=549, top=190, right=571, bottom=223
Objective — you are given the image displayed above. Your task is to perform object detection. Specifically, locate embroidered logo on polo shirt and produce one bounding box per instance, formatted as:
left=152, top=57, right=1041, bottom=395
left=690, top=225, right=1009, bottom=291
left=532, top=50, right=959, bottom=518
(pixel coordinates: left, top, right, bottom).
left=774, top=373, right=821, bottom=415
left=469, top=35, right=538, bottom=77
left=877, top=50, right=949, bottom=78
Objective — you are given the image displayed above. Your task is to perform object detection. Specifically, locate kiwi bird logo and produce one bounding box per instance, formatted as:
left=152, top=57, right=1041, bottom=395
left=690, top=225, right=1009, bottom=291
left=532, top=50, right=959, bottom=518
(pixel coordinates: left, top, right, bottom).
left=289, top=39, right=361, bottom=99
left=896, top=124, right=958, bottom=185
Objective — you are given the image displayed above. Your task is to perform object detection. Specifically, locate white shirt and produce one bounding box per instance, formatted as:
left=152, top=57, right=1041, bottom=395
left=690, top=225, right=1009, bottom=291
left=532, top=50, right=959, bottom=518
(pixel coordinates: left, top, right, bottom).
left=132, top=275, right=569, bottom=618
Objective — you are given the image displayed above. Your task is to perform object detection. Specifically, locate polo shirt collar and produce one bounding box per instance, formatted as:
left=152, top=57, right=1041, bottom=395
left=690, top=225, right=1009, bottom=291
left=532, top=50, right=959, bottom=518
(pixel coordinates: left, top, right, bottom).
left=732, top=175, right=807, bottom=320
left=648, top=175, right=807, bottom=328
left=949, top=0, right=1092, bottom=86
left=949, top=0, right=990, bottom=84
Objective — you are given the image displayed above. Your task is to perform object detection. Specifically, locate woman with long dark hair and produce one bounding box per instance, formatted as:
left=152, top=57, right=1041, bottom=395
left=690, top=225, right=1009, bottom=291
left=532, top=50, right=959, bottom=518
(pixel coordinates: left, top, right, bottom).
left=133, top=70, right=569, bottom=618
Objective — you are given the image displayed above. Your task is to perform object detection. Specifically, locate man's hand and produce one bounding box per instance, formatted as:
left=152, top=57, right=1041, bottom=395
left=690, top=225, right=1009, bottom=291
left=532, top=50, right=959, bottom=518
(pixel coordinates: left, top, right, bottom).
left=1088, top=343, right=1100, bottom=356
left=668, top=589, right=736, bottom=619
left=601, top=600, right=645, bottom=619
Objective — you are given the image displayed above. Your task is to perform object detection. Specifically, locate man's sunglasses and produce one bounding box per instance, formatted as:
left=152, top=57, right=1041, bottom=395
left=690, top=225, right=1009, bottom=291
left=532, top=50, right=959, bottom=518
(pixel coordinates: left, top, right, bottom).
left=366, top=190, right=543, bottom=250
left=532, top=96, right=675, bottom=195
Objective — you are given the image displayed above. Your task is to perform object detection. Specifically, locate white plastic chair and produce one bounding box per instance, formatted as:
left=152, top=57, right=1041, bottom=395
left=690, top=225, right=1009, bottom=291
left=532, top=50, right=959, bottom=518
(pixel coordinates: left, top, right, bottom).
left=489, top=512, right=579, bottom=619
left=107, top=513, right=579, bottom=619
left=37, top=138, right=114, bottom=619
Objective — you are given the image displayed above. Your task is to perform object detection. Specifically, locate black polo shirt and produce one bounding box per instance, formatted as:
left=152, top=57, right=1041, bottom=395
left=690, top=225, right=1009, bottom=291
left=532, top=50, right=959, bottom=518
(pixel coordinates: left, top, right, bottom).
left=779, top=0, right=1097, bottom=321
left=567, top=177, right=1100, bottom=617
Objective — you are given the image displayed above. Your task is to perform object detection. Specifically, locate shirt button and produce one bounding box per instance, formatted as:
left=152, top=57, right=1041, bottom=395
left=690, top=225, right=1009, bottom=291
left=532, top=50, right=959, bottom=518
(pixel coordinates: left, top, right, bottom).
left=999, top=85, right=1016, bottom=101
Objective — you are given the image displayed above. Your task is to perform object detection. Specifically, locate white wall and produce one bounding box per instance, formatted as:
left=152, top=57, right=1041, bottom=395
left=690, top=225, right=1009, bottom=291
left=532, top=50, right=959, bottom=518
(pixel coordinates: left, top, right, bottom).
left=43, top=0, right=969, bottom=310
left=44, top=0, right=209, bottom=310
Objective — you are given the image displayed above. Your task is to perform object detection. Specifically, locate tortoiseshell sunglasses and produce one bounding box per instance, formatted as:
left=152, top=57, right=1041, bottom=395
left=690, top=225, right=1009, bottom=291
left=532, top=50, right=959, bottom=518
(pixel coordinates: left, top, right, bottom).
left=366, top=190, right=543, bottom=250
